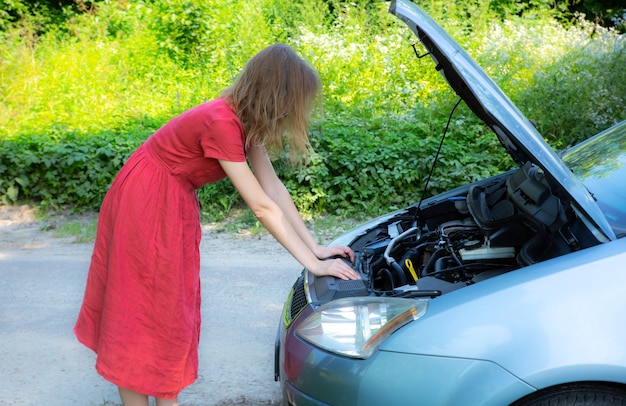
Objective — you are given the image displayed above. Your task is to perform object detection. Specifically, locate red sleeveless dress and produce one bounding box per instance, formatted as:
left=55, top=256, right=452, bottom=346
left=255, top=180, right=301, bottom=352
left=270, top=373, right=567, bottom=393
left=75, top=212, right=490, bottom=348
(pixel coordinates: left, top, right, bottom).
left=74, top=98, right=246, bottom=398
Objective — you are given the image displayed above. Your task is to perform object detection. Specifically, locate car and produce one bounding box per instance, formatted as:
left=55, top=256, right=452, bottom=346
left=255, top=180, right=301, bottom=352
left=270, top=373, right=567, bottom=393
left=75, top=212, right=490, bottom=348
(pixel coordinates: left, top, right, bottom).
left=274, top=0, right=626, bottom=405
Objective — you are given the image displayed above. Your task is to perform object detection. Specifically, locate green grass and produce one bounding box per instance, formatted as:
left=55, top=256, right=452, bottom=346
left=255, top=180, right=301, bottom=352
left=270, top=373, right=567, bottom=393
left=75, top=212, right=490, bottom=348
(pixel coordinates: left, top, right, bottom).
left=34, top=210, right=99, bottom=243
left=51, top=216, right=98, bottom=243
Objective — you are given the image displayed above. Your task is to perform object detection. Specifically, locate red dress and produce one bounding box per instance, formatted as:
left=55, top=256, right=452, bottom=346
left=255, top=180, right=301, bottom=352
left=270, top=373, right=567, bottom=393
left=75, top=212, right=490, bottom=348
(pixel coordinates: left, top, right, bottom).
left=74, top=98, right=246, bottom=398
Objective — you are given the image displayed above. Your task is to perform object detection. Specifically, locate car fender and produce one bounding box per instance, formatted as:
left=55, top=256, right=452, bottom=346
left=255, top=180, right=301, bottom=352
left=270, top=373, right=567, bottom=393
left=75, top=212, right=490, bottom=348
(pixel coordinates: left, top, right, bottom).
left=379, top=237, right=626, bottom=390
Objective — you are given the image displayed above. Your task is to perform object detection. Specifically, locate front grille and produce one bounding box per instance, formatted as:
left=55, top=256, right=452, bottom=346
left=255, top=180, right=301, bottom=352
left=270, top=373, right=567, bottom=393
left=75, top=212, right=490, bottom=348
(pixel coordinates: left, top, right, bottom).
left=338, top=279, right=368, bottom=291
left=285, top=275, right=307, bottom=327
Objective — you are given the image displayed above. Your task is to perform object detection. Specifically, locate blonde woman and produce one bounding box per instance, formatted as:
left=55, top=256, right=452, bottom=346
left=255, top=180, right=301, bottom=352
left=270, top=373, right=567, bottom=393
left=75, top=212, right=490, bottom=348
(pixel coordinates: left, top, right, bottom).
left=74, top=43, right=360, bottom=406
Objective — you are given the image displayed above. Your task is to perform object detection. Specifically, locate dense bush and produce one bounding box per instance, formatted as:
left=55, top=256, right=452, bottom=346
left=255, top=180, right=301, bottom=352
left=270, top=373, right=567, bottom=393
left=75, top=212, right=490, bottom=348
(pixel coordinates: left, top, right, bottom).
left=279, top=113, right=511, bottom=216
left=472, top=13, right=626, bottom=148
left=0, top=125, right=149, bottom=209
left=519, top=21, right=626, bottom=147
left=0, top=0, right=624, bottom=219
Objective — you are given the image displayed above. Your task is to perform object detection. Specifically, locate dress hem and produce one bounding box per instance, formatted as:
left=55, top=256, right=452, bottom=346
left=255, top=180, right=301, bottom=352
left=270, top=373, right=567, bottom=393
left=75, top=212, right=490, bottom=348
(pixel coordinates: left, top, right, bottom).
left=96, top=365, right=197, bottom=400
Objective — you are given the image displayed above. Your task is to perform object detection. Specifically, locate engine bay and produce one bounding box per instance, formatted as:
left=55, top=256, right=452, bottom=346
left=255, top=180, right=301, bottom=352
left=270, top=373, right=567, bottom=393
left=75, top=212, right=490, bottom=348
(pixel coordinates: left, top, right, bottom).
left=310, top=162, right=602, bottom=303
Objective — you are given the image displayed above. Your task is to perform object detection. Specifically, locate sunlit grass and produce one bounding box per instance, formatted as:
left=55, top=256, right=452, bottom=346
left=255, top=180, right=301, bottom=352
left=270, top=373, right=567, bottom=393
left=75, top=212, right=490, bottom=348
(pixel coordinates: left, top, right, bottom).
left=49, top=214, right=98, bottom=243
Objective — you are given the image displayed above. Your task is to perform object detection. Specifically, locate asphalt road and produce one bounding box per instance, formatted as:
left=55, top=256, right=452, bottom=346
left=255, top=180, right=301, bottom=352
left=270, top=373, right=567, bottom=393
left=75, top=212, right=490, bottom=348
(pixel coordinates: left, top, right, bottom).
left=0, top=225, right=298, bottom=405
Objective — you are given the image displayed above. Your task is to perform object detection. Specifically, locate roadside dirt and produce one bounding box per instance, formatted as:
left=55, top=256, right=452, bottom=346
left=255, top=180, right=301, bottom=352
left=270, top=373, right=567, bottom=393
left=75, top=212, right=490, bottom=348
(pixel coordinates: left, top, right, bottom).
left=0, top=205, right=70, bottom=249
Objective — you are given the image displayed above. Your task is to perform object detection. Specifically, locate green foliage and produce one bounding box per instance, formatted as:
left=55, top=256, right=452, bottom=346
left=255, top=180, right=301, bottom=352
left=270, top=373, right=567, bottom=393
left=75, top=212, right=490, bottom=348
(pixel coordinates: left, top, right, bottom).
left=0, top=0, right=624, bottom=219
left=147, top=0, right=213, bottom=62
left=197, top=179, right=238, bottom=222
left=0, top=126, right=146, bottom=209
left=468, top=12, right=626, bottom=149
left=508, top=16, right=626, bottom=148
left=0, top=0, right=27, bottom=30
left=567, top=0, right=626, bottom=33
left=0, top=0, right=73, bottom=33
left=277, top=112, right=512, bottom=217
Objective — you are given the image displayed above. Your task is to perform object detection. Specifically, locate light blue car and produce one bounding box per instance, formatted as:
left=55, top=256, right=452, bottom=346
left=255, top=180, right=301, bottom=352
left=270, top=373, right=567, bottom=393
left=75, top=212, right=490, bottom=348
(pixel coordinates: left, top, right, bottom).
left=274, top=0, right=626, bottom=405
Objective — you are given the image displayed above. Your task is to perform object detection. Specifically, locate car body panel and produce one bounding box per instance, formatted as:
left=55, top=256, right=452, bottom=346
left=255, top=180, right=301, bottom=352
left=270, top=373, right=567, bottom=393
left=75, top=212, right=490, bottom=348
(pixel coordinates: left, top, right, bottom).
left=282, top=348, right=535, bottom=406
left=390, top=0, right=615, bottom=241
left=379, top=236, right=626, bottom=388
left=357, top=352, right=534, bottom=406
left=277, top=237, right=626, bottom=405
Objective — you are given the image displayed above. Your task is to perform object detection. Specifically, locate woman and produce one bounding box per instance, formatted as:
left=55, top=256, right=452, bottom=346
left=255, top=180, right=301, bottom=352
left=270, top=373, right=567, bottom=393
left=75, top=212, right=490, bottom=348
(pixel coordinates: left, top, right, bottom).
left=74, top=43, right=360, bottom=406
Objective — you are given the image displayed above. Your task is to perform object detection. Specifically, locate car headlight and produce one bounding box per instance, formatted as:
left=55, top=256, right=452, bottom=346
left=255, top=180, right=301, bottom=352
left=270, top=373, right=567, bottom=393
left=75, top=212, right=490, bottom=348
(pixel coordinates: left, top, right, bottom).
left=296, top=297, right=427, bottom=359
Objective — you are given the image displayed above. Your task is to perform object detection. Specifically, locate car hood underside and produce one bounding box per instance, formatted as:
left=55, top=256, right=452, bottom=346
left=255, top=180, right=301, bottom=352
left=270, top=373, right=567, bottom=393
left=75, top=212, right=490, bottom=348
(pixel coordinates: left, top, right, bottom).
left=389, top=0, right=615, bottom=241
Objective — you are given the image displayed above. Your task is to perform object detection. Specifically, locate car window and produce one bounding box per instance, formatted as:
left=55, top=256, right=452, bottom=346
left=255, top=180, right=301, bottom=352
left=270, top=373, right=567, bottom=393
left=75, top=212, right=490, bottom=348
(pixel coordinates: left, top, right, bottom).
left=563, top=122, right=626, bottom=237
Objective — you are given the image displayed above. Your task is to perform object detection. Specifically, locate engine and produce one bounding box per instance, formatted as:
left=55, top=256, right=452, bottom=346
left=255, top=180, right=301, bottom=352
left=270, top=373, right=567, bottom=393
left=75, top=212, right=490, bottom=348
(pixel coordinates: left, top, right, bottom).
left=327, top=162, right=601, bottom=300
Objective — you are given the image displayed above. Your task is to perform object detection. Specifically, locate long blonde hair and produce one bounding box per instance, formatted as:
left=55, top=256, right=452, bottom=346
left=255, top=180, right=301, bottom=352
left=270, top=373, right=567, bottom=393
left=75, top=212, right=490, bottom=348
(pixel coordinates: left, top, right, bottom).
left=221, top=43, right=321, bottom=164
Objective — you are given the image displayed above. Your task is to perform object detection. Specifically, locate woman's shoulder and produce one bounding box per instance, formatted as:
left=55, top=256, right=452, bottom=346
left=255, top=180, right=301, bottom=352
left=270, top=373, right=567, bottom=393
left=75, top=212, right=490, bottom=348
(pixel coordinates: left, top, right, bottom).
left=153, top=98, right=242, bottom=139
left=189, top=98, right=237, bottom=121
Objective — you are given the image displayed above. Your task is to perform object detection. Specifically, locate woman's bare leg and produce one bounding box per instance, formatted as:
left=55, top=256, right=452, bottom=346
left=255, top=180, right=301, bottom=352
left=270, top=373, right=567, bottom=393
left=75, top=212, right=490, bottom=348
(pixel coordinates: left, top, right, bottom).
left=118, top=387, right=149, bottom=406
left=118, top=386, right=179, bottom=406
left=155, top=397, right=179, bottom=406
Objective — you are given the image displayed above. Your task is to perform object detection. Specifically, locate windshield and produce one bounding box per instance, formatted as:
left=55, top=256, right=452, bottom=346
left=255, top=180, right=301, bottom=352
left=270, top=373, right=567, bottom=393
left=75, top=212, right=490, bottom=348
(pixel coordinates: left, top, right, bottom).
left=563, top=121, right=626, bottom=237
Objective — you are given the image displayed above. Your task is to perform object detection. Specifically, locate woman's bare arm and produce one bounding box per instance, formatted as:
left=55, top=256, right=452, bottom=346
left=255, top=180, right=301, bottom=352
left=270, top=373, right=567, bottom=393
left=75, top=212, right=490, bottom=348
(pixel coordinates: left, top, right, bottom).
left=218, top=155, right=359, bottom=280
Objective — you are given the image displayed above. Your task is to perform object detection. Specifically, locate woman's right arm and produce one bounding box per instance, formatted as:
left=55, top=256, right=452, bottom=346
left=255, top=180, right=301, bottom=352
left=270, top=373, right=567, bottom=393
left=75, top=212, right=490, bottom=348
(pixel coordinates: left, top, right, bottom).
left=218, top=159, right=360, bottom=281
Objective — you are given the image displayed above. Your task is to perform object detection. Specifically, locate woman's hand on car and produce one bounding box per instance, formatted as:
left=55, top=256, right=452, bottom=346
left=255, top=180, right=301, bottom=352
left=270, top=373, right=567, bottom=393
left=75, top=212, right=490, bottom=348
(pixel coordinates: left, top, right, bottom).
left=314, top=244, right=355, bottom=263
left=309, top=248, right=360, bottom=280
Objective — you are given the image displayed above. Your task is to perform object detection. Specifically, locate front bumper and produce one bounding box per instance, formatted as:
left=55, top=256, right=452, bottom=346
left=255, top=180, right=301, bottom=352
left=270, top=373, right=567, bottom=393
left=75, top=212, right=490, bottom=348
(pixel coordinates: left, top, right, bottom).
left=276, top=285, right=535, bottom=406
left=280, top=340, right=535, bottom=405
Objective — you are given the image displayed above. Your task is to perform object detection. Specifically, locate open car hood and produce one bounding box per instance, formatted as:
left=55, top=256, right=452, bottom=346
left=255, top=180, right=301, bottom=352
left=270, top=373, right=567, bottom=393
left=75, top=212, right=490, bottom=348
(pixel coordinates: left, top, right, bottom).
left=389, top=0, right=615, bottom=241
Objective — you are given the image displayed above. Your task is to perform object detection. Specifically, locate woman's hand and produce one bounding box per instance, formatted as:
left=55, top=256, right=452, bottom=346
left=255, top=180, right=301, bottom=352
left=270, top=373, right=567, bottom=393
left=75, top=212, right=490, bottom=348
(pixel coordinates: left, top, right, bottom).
left=311, top=245, right=359, bottom=280
left=222, top=148, right=359, bottom=281
left=314, top=244, right=355, bottom=263
left=309, top=257, right=361, bottom=281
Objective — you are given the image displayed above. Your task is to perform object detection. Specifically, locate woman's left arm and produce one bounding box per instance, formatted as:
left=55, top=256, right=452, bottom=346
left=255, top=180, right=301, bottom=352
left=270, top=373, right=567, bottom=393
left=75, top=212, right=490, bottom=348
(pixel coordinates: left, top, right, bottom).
left=247, top=145, right=354, bottom=262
